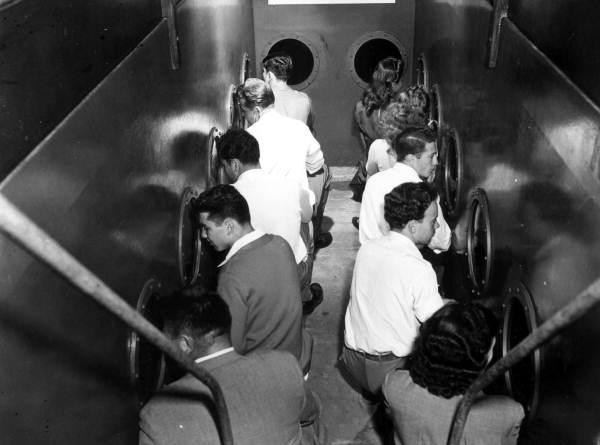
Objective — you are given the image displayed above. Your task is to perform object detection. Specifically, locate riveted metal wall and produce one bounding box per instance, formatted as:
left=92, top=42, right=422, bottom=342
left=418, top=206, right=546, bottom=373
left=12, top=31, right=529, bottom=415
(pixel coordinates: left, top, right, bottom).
left=415, top=1, right=600, bottom=443
left=0, top=0, right=254, bottom=442
left=252, top=0, right=415, bottom=166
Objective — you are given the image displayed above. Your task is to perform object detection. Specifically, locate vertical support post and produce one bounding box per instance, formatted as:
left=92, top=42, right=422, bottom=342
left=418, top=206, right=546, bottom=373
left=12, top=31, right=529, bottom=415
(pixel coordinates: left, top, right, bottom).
left=488, top=0, right=509, bottom=68
left=161, top=0, right=180, bottom=70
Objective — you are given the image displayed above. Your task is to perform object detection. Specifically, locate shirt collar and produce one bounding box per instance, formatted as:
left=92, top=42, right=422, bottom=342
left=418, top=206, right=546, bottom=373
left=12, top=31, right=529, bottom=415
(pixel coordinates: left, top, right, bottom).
left=236, top=168, right=264, bottom=183
left=385, top=231, right=423, bottom=258
left=393, top=162, right=420, bottom=180
left=194, top=347, right=235, bottom=364
left=218, top=230, right=264, bottom=267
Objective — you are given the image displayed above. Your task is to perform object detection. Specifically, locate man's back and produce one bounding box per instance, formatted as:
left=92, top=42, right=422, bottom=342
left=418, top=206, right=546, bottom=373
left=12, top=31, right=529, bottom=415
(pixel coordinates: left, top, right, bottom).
left=234, top=169, right=308, bottom=264
left=218, top=234, right=303, bottom=361
left=139, top=350, right=306, bottom=445
left=272, top=83, right=312, bottom=124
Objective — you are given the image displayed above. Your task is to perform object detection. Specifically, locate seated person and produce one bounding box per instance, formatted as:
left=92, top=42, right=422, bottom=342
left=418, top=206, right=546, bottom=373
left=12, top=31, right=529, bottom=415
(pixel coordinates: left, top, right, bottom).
left=139, top=290, right=313, bottom=445
left=217, top=129, right=323, bottom=313
left=383, top=302, right=524, bottom=445
left=191, top=184, right=312, bottom=373
left=342, top=182, right=444, bottom=397
left=354, top=56, right=404, bottom=146
left=359, top=127, right=451, bottom=253
left=366, top=85, right=430, bottom=178
left=262, top=53, right=313, bottom=129
left=237, top=78, right=332, bottom=249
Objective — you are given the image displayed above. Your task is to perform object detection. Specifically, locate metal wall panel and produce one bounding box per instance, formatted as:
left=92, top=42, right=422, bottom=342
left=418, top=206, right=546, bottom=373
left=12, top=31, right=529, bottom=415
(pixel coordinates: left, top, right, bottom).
left=252, top=0, right=415, bottom=165
left=0, top=0, right=254, bottom=442
left=415, top=1, right=600, bottom=443
left=0, top=0, right=161, bottom=179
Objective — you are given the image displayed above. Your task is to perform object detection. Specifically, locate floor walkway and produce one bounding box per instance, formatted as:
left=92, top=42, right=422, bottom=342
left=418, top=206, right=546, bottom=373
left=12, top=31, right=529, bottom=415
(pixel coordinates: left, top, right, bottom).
left=305, top=180, right=389, bottom=445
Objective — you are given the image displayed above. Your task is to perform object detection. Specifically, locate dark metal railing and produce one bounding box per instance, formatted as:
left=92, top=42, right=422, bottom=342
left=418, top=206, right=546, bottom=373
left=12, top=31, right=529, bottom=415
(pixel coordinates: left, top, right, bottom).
left=447, top=274, right=600, bottom=445
left=0, top=193, right=234, bottom=445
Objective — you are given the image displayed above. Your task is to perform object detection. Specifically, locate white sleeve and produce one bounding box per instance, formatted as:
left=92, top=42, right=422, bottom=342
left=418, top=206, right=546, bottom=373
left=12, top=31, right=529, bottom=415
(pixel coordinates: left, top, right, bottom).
left=413, top=266, right=444, bottom=322
left=304, top=127, right=324, bottom=173
left=358, top=180, right=385, bottom=244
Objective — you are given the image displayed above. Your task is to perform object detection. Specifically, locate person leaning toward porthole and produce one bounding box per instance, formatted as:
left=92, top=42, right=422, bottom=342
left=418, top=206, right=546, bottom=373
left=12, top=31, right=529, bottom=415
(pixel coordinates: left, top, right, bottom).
left=383, top=302, right=524, bottom=445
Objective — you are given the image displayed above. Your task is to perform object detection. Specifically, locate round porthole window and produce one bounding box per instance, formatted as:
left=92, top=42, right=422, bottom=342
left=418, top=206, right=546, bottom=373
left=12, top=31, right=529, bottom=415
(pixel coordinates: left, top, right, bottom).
left=502, top=282, right=541, bottom=418
left=467, top=188, right=494, bottom=295
left=261, top=34, right=319, bottom=90
left=177, top=187, right=202, bottom=286
left=348, top=31, right=406, bottom=88
left=429, top=84, right=443, bottom=132
left=438, top=126, right=463, bottom=218
left=206, top=127, right=226, bottom=187
left=127, top=279, right=165, bottom=406
left=416, top=52, right=429, bottom=90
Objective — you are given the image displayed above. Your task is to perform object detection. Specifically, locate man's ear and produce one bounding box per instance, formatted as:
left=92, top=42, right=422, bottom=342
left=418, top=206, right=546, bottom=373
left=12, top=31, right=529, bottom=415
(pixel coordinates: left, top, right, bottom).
left=177, top=334, right=194, bottom=355
left=223, top=217, right=235, bottom=234
left=407, top=220, right=417, bottom=234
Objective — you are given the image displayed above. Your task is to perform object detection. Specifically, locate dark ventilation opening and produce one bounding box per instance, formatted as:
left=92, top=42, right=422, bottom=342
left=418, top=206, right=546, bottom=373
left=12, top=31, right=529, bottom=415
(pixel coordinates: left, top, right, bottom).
left=467, top=189, right=493, bottom=294
left=503, top=288, right=540, bottom=417
left=439, top=126, right=463, bottom=217
left=353, top=38, right=402, bottom=84
left=128, top=279, right=165, bottom=406
left=267, top=39, right=314, bottom=86
left=177, top=187, right=202, bottom=286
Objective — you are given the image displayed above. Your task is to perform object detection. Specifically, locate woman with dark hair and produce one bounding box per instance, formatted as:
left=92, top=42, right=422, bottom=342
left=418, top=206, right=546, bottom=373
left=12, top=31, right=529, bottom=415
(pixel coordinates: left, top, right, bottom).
left=383, top=302, right=524, bottom=445
left=354, top=56, right=404, bottom=145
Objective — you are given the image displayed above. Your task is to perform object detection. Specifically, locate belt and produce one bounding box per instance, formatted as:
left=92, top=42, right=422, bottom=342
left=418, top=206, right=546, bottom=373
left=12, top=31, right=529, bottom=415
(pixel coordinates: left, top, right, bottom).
left=358, top=350, right=400, bottom=362
left=307, top=167, right=324, bottom=177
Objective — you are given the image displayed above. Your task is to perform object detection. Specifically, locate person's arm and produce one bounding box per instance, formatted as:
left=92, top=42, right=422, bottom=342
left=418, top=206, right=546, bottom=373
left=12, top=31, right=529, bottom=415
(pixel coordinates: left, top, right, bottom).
left=426, top=197, right=452, bottom=252
left=217, top=273, right=249, bottom=353
left=358, top=181, right=384, bottom=244
left=413, top=267, right=444, bottom=323
left=298, top=185, right=313, bottom=223
left=304, top=127, right=324, bottom=174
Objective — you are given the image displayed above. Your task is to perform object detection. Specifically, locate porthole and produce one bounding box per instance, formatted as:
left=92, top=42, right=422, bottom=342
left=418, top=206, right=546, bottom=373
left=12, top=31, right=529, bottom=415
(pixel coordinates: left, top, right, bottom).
left=502, top=282, right=541, bottom=418
left=226, top=84, right=244, bottom=130
left=127, top=278, right=165, bottom=406
left=261, top=34, right=319, bottom=90
left=416, top=52, right=429, bottom=90
left=429, top=84, right=443, bottom=131
left=206, top=127, right=226, bottom=187
left=177, top=187, right=202, bottom=286
left=240, top=51, right=250, bottom=84
left=348, top=31, right=406, bottom=88
left=438, top=126, right=463, bottom=218
left=467, top=188, right=494, bottom=294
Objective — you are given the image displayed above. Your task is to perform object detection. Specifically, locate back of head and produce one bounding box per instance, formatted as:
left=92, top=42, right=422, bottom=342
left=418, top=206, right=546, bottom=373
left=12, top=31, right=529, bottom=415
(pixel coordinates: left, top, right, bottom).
left=262, top=53, right=293, bottom=81
left=191, top=184, right=251, bottom=225
left=161, top=288, right=232, bottom=342
left=384, top=181, right=438, bottom=230
left=236, top=78, right=275, bottom=110
left=378, top=88, right=430, bottom=143
left=217, top=129, right=260, bottom=165
left=391, top=126, right=437, bottom=161
left=408, top=302, right=500, bottom=398
left=361, top=56, right=404, bottom=116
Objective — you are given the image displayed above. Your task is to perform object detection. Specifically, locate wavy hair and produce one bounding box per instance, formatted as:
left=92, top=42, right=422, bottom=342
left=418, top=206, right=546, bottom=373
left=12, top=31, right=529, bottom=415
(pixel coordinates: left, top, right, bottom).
left=262, top=53, right=293, bottom=81
left=377, top=87, right=430, bottom=143
left=384, top=181, right=438, bottom=230
left=408, top=302, right=500, bottom=398
left=361, top=56, right=404, bottom=116
left=236, top=78, right=275, bottom=110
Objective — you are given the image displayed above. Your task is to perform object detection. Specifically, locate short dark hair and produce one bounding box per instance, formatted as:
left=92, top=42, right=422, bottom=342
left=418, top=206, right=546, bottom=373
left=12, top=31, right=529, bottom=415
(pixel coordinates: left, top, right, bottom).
left=217, top=129, right=260, bottom=165
left=191, top=184, right=250, bottom=225
left=384, top=182, right=438, bottom=229
left=161, top=288, right=232, bottom=340
left=408, top=302, right=499, bottom=398
left=236, top=78, right=275, bottom=110
left=262, top=53, right=293, bottom=81
left=391, top=126, right=437, bottom=161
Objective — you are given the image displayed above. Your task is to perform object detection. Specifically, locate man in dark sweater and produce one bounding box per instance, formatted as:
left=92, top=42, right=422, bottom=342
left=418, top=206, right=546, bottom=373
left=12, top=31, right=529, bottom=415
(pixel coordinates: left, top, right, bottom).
left=191, top=184, right=312, bottom=374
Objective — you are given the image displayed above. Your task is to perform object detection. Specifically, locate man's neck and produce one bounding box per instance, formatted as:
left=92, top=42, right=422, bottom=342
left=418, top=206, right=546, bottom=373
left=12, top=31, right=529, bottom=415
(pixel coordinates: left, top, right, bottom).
left=238, top=164, right=261, bottom=176
left=270, top=78, right=288, bottom=88
left=395, top=228, right=423, bottom=249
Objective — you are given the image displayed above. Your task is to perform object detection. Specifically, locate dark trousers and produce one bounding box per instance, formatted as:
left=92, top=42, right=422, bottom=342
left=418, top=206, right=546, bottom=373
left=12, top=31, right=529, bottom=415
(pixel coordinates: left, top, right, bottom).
left=340, top=345, right=406, bottom=397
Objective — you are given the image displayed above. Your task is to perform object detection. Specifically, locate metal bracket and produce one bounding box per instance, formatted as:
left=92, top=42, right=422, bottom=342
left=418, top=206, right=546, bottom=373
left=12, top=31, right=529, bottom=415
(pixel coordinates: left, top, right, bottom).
left=488, top=0, right=509, bottom=68
left=161, top=0, right=180, bottom=70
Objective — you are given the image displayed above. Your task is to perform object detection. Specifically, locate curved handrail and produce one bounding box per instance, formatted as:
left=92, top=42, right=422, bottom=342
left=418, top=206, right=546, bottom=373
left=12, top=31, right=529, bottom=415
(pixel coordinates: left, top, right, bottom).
left=447, top=274, right=600, bottom=445
left=0, top=193, right=234, bottom=445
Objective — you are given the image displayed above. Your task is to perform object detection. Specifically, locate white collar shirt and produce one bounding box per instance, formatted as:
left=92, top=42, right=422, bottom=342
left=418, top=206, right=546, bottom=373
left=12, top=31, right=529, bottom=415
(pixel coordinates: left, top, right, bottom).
left=358, top=162, right=451, bottom=252
left=271, top=83, right=312, bottom=124
left=218, top=230, right=264, bottom=267
left=194, top=347, right=235, bottom=365
left=247, top=109, right=323, bottom=205
left=234, top=169, right=308, bottom=264
left=344, top=232, right=444, bottom=357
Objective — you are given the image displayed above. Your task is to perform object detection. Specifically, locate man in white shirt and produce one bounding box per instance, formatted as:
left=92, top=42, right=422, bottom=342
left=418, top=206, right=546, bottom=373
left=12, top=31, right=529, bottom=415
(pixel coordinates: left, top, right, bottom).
left=342, top=181, right=445, bottom=396
left=217, top=129, right=323, bottom=313
left=237, top=78, right=332, bottom=250
left=359, top=126, right=451, bottom=253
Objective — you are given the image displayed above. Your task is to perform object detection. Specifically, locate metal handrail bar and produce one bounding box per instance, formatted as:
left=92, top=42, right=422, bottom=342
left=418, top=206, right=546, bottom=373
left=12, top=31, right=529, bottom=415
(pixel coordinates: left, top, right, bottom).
left=0, top=193, right=234, bottom=445
left=447, top=275, right=600, bottom=445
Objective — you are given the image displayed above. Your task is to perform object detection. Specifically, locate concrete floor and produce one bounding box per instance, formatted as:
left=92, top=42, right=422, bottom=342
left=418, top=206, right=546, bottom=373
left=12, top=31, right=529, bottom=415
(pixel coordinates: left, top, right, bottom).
left=304, top=179, right=390, bottom=445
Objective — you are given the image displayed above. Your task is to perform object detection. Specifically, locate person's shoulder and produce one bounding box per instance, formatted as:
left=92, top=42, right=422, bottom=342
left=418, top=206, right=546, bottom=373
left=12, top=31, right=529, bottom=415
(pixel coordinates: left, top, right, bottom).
left=141, top=374, right=210, bottom=415
left=475, top=395, right=525, bottom=422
